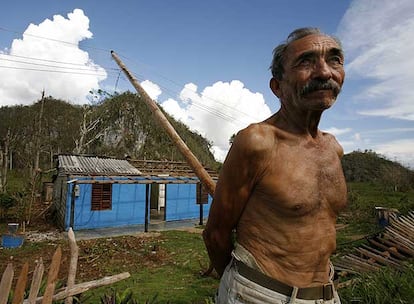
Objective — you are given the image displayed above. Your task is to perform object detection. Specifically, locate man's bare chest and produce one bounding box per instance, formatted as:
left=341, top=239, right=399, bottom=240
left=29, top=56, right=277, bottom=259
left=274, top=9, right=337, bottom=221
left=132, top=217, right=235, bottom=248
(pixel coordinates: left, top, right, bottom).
left=253, top=146, right=347, bottom=217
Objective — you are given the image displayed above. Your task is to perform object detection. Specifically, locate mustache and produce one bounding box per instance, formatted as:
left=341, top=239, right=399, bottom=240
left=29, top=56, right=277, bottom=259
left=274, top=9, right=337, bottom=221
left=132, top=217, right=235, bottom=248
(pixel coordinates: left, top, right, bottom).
left=299, top=79, right=341, bottom=96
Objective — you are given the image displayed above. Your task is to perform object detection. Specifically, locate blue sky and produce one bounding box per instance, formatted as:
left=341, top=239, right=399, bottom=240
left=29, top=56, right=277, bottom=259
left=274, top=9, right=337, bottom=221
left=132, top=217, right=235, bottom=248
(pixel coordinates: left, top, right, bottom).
left=0, top=0, right=413, bottom=167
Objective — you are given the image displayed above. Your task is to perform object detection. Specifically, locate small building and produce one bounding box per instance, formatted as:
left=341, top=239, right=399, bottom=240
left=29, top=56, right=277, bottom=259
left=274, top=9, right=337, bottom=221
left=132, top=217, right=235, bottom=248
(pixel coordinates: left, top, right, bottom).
left=53, top=155, right=212, bottom=231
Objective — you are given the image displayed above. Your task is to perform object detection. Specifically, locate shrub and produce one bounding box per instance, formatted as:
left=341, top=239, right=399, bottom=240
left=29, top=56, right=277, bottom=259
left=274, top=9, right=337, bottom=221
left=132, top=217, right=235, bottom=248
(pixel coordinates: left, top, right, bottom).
left=0, top=192, right=16, bottom=219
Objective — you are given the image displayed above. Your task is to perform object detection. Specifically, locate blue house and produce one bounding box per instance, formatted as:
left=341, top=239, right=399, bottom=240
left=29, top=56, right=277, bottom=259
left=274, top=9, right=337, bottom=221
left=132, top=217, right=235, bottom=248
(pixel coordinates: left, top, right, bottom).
left=53, top=155, right=213, bottom=231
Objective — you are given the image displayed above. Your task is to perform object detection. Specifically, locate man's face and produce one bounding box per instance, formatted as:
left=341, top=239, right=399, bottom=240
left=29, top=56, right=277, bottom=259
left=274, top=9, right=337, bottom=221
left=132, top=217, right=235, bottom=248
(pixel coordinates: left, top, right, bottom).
left=277, top=34, right=345, bottom=111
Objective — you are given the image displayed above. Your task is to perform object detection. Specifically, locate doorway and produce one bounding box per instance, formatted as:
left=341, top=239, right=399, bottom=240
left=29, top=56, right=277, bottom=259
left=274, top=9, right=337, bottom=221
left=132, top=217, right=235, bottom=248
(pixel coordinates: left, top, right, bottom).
left=150, top=184, right=166, bottom=222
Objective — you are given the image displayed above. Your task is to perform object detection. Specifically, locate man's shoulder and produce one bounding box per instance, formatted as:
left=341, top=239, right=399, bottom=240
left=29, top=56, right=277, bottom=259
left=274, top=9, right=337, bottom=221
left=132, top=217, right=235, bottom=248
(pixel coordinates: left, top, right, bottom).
left=320, top=130, right=344, bottom=156
left=240, top=120, right=281, bottom=136
left=234, top=122, right=279, bottom=151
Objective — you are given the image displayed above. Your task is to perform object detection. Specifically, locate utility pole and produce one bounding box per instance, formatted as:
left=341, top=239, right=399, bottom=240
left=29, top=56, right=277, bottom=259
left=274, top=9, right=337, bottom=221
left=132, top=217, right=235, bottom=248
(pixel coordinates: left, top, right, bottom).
left=111, top=51, right=216, bottom=196
left=34, top=90, right=45, bottom=173
left=28, top=90, right=45, bottom=224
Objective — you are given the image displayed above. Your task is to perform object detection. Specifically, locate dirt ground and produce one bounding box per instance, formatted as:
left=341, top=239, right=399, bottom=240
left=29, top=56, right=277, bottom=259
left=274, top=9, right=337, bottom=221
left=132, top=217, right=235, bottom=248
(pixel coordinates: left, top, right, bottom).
left=0, top=200, right=187, bottom=285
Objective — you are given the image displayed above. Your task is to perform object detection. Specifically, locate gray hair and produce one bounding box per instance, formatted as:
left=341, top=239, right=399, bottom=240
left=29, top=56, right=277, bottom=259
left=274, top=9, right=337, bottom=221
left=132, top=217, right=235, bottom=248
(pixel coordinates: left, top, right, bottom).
left=270, top=27, right=342, bottom=80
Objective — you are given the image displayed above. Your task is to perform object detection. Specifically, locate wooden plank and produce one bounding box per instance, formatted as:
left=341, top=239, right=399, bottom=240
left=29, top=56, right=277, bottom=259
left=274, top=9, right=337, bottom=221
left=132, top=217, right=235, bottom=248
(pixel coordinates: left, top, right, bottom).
left=385, top=227, right=414, bottom=251
left=393, top=219, right=414, bottom=236
left=348, top=254, right=380, bottom=270
left=332, top=262, right=359, bottom=274
left=360, top=244, right=402, bottom=265
left=341, top=255, right=379, bottom=272
left=399, top=215, right=414, bottom=228
left=368, top=238, right=406, bottom=260
left=65, top=228, right=79, bottom=304
left=28, top=258, right=45, bottom=304
left=24, top=272, right=130, bottom=304
left=384, top=228, right=412, bottom=249
left=390, top=220, right=414, bottom=237
left=111, top=51, right=216, bottom=196
left=356, top=247, right=401, bottom=268
left=12, top=262, right=29, bottom=304
left=41, top=246, right=62, bottom=304
left=52, top=272, right=130, bottom=302
left=0, top=263, right=14, bottom=304
left=376, top=237, right=413, bottom=257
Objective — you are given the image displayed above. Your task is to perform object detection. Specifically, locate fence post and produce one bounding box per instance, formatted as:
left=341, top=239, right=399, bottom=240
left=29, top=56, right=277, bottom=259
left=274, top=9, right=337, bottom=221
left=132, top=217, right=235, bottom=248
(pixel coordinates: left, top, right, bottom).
left=0, top=263, right=14, bottom=304
left=12, top=262, right=29, bottom=304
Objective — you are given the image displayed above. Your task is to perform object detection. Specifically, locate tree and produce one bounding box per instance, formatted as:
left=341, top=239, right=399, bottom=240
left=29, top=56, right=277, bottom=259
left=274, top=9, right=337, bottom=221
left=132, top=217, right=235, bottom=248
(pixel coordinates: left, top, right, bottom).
left=0, top=129, right=11, bottom=192
left=73, top=90, right=112, bottom=154
left=73, top=104, right=104, bottom=154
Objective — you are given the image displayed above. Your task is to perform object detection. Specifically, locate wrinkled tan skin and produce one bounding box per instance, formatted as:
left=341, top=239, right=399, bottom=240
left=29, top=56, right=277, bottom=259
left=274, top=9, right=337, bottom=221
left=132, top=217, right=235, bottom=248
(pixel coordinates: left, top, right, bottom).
left=203, top=34, right=348, bottom=288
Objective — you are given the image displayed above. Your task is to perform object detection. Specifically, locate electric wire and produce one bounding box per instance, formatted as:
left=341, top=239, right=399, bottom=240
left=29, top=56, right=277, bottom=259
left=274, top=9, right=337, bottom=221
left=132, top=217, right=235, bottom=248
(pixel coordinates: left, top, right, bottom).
left=1, top=53, right=119, bottom=71
left=0, top=57, right=108, bottom=73
left=127, top=71, right=245, bottom=125
left=0, top=26, right=109, bottom=53
left=116, top=53, right=261, bottom=123
left=0, top=25, right=265, bottom=125
left=0, top=65, right=109, bottom=77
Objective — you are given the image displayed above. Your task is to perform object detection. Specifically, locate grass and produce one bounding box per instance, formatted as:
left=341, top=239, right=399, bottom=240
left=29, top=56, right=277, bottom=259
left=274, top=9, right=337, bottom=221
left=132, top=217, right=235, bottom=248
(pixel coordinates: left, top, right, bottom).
left=337, top=182, right=414, bottom=241
left=81, top=231, right=218, bottom=303
left=335, top=183, right=414, bottom=303
left=1, top=182, right=413, bottom=303
left=339, top=264, right=414, bottom=304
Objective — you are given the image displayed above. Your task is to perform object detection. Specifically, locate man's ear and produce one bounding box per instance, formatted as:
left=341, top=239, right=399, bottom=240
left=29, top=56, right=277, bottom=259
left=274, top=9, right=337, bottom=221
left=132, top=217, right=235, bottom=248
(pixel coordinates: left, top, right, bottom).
left=270, top=77, right=281, bottom=98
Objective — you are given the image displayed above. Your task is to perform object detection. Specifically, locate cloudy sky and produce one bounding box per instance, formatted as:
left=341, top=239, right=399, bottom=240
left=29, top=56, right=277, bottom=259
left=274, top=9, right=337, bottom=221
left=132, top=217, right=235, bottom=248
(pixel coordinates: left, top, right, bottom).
left=0, top=0, right=413, bottom=167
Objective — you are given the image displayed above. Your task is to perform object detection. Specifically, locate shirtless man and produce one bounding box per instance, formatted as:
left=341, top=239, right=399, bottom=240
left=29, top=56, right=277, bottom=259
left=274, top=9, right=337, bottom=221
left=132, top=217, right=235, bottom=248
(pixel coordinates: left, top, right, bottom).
left=203, top=27, right=348, bottom=303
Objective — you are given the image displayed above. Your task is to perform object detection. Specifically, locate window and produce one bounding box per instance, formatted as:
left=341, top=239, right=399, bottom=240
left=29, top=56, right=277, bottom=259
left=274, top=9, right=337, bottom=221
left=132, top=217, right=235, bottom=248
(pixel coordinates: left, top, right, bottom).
left=91, top=184, right=112, bottom=211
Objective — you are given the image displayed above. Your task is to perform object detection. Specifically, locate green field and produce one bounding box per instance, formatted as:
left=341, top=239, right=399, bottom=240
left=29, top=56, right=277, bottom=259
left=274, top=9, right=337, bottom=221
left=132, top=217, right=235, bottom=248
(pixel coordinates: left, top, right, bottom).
left=1, top=182, right=413, bottom=303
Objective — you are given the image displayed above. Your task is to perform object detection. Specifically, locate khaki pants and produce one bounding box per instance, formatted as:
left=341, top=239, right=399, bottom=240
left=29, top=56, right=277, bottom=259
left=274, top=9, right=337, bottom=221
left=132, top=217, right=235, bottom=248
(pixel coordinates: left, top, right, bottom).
left=216, top=258, right=341, bottom=304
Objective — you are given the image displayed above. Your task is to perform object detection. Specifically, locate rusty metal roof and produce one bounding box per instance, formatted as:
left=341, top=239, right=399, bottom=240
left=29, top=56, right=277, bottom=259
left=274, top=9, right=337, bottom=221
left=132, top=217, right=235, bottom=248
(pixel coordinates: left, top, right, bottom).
left=58, top=155, right=141, bottom=175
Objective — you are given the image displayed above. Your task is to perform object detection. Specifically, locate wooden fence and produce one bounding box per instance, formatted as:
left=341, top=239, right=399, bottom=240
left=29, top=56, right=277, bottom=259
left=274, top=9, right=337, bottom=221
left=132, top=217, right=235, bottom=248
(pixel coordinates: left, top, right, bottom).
left=0, top=228, right=130, bottom=304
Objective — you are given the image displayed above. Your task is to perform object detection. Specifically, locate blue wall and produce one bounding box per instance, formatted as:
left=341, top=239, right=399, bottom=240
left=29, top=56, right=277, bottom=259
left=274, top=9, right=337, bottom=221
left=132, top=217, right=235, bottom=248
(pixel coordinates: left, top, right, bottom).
left=166, top=184, right=212, bottom=221
left=65, top=178, right=147, bottom=230
left=64, top=178, right=212, bottom=230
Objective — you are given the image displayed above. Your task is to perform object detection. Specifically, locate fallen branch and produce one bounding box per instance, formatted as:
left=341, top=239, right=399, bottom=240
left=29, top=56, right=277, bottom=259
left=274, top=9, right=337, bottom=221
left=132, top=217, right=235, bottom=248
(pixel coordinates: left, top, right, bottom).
left=24, top=272, right=131, bottom=304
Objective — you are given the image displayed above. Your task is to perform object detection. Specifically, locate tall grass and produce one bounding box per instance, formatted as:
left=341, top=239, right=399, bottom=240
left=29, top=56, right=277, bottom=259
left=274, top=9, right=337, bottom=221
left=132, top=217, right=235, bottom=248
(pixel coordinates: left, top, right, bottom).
left=339, top=264, right=414, bottom=304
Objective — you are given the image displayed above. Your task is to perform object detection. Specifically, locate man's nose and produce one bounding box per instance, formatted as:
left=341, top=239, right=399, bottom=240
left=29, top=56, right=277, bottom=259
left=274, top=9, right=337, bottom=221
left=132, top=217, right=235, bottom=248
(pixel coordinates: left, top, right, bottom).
left=313, top=59, right=332, bottom=80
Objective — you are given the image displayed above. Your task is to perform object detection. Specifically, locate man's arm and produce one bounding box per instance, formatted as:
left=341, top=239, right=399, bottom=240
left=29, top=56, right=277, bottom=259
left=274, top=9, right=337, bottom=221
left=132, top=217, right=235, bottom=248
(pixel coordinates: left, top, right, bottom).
left=203, top=124, right=271, bottom=276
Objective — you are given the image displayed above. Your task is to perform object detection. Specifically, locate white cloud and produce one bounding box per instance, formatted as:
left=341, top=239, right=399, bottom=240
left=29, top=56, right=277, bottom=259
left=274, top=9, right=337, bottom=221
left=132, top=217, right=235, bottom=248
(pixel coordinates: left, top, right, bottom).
left=338, top=140, right=356, bottom=152
left=141, top=80, right=162, bottom=100
left=337, top=0, right=414, bottom=120
left=362, top=127, right=414, bottom=135
left=375, top=139, right=414, bottom=168
left=157, top=80, right=271, bottom=161
left=0, top=9, right=106, bottom=106
left=323, top=127, right=352, bottom=136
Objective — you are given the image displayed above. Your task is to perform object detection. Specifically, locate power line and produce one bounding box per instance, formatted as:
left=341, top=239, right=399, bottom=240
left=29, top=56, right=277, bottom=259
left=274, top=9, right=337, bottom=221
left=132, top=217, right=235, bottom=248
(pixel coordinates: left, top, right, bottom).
left=0, top=65, right=109, bottom=77
left=0, top=57, right=109, bottom=72
left=117, top=53, right=262, bottom=123
left=0, top=26, right=109, bottom=53
left=149, top=80, right=243, bottom=124
left=2, top=53, right=118, bottom=70
left=0, top=25, right=264, bottom=124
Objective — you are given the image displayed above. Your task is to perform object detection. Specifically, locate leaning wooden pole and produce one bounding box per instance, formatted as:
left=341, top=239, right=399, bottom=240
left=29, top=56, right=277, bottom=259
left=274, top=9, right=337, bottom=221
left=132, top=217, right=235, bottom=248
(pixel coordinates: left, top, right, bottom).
left=111, top=51, right=216, bottom=196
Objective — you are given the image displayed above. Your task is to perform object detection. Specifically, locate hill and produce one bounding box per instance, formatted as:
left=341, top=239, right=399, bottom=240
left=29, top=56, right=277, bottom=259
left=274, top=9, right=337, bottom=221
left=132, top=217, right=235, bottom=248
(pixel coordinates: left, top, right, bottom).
left=0, top=92, right=220, bottom=175
left=342, top=150, right=414, bottom=191
left=1, top=94, right=413, bottom=191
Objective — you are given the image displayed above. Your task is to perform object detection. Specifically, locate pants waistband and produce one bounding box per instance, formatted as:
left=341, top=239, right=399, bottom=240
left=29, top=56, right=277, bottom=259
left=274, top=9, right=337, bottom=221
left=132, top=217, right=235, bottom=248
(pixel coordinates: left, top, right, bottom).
left=233, top=258, right=337, bottom=301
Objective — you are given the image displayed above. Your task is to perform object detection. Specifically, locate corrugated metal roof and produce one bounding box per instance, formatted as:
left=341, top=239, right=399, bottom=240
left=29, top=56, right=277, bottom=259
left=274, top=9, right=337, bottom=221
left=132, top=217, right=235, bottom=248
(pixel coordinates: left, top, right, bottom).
left=58, top=155, right=141, bottom=175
